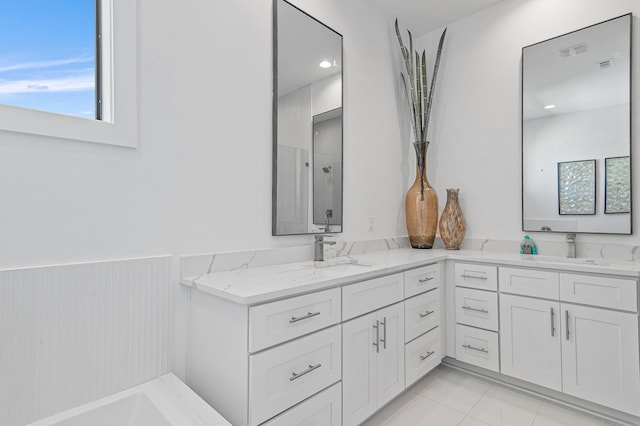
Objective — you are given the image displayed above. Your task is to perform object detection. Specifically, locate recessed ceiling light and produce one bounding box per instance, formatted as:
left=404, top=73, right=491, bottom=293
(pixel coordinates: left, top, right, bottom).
left=319, top=61, right=332, bottom=68
left=544, top=104, right=556, bottom=109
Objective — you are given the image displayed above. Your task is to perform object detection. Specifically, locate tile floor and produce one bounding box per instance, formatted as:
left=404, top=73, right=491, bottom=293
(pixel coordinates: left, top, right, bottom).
left=363, top=365, right=629, bottom=426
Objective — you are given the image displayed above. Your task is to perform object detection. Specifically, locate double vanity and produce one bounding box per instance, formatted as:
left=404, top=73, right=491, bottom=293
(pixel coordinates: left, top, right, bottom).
left=182, top=248, right=640, bottom=426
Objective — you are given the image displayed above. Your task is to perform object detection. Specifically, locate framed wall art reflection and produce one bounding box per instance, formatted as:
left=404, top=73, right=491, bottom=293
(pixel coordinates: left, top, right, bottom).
left=605, top=156, right=630, bottom=214
left=557, top=159, right=596, bottom=215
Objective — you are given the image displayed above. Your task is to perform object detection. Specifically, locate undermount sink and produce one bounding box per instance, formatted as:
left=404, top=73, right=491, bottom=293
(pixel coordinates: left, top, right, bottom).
left=522, top=255, right=611, bottom=267
left=313, top=257, right=374, bottom=269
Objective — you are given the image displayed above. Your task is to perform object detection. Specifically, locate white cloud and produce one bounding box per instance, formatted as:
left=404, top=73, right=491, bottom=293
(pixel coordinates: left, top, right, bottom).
left=0, top=57, right=94, bottom=73
left=0, top=75, right=94, bottom=94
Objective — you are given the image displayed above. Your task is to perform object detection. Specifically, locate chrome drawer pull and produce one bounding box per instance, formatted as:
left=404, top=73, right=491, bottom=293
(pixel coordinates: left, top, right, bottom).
left=380, top=317, right=387, bottom=349
left=565, top=310, right=570, bottom=341
left=289, top=311, right=321, bottom=323
left=418, top=276, right=434, bottom=283
left=461, top=274, right=488, bottom=280
left=461, top=306, right=489, bottom=314
left=290, top=363, right=322, bottom=381
left=420, top=350, right=435, bottom=361
left=373, top=320, right=380, bottom=353
left=550, top=307, right=555, bottom=337
left=462, top=344, right=488, bottom=354
left=420, top=310, right=435, bottom=318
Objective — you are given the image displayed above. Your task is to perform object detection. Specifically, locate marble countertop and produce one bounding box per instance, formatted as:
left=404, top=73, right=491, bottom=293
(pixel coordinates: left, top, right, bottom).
left=181, top=248, right=640, bottom=305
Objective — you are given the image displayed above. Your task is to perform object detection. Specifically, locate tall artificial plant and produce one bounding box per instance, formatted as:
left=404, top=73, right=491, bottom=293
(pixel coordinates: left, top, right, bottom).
left=395, top=20, right=446, bottom=199
left=395, top=19, right=447, bottom=147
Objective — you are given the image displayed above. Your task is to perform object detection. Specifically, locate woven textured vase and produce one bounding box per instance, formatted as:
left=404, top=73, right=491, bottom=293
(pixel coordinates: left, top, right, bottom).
left=405, top=142, right=438, bottom=249
left=439, top=188, right=466, bottom=250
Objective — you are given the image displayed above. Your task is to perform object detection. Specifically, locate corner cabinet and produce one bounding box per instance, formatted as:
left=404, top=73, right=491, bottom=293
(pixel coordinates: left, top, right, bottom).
left=187, top=262, right=443, bottom=426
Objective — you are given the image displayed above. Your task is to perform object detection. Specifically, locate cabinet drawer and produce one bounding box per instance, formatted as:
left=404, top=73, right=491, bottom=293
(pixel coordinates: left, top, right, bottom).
left=404, top=264, right=440, bottom=298
left=455, top=324, right=499, bottom=372
left=455, top=287, right=498, bottom=332
left=405, top=289, right=439, bottom=342
left=499, top=267, right=559, bottom=299
left=342, top=273, right=404, bottom=320
left=249, top=288, right=341, bottom=352
left=261, top=382, right=342, bottom=426
left=249, top=326, right=341, bottom=426
left=405, top=327, right=441, bottom=387
left=454, top=263, right=498, bottom=291
left=560, top=273, right=638, bottom=312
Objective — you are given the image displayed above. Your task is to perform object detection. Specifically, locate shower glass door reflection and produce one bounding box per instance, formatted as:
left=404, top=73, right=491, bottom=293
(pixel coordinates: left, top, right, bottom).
left=313, top=108, right=342, bottom=230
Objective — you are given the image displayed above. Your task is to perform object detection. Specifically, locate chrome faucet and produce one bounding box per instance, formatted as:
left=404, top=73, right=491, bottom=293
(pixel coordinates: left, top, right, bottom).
left=566, top=233, right=576, bottom=258
left=314, top=235, right=336, bottom=262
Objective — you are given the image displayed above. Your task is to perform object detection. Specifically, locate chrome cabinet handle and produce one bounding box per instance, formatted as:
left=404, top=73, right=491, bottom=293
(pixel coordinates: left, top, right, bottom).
left=372, top=320, right=380, bottom=353
left=289, top=311, right=321, bottom=323
left=420, top=350, right=435, bottom=361
left=380, top=317, right=387, bottom=350
left=461, top=274, right=487, bottom=280
left=290, top=363, right=321, bottom=381
left=420, top=310, right=435, bottom=318
left=461, top=306, right=489, bottom=314
left=565, top=310, right=570, bottom=340
left=419, top=276, right=434, bottom=283
left=550, top=307, right=555, bottom=337
left=462, top=344, right=488, bottom=354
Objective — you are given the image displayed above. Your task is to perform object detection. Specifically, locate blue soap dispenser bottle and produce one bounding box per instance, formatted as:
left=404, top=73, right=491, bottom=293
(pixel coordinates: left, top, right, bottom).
left=520, top=235, right=537, bottom=255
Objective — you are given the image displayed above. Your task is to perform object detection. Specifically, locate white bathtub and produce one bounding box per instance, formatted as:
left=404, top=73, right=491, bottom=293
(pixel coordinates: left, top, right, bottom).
left=26, top=374, right=231, bottom=426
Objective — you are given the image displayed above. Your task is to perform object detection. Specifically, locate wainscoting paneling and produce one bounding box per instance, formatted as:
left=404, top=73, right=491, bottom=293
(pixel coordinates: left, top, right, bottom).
left=0, top=256, right=171, bottom=426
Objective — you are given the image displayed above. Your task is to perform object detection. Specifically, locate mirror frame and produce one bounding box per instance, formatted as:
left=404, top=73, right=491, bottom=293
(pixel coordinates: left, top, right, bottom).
left=272, top=0, right=344, bottom=236
left=521, top=13, right=633, bottom=235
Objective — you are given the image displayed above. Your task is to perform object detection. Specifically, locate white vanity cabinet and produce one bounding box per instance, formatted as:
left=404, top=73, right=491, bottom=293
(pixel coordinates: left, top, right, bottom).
left=498, top=267, right=640, bottom=416
left=187, top=288, right=342, bottom=426
left=342, top=264, right=443, bottom=426
left=403, top=264, right=442, bottom=388
left=187, top=261, right=444, bottom=426
left=499, top=294, right=562, bottom=391
left=453, top=263, right=500, bottom=372
left=561, top=303, right=640, bottom=415
left=342, top=302, right=405, bottom=426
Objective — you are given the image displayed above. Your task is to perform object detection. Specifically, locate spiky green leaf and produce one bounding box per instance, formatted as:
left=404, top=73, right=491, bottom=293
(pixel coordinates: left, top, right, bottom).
left=424, top=28, right=447, bottom=139
left=400, top=73, right=419, bottom=141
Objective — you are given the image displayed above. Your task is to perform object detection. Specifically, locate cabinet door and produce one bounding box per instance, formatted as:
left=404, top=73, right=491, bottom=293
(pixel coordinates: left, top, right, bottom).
left=342, top=311, right=377, bottom=426
left=499, top=294, right=561, bottom=391
left=561, top=304, right=640, bottom=416
left=377, top=302, right=405, bottom=407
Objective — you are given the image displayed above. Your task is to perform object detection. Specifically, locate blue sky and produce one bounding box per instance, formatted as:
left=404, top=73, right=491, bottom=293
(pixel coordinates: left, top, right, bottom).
left=0, top=1, right=96, bottom=119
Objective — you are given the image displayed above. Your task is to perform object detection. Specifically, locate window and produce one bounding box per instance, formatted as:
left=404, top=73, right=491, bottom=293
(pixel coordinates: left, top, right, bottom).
left=0, top=1, right=98, bottom=119
left=0, top=0, right=137, bottom=147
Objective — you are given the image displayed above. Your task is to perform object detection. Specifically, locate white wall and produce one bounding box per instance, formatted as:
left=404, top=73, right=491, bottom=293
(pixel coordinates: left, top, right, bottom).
left=416, top=0, right=640, bottom=245
left=0, top=0, right=406, bottom=270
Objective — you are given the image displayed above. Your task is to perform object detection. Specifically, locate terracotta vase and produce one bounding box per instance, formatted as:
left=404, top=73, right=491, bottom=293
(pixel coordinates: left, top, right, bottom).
left=439, top=188, right=466, bottom=250
left=405, top=141, right=439, bottom=249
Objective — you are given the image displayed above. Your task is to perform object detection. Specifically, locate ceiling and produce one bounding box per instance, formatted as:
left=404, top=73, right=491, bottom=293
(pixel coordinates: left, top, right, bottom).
left=277, top=0, right=510, bottom=97
left=372, top=0, right=509, bottom=37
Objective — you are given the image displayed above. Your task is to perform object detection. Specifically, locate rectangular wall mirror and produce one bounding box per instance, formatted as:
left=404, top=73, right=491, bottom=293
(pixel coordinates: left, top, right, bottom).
left=522, top=13, right=632, bottom=234
left=272, top=0, right=343, bottom=236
